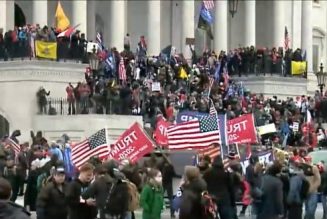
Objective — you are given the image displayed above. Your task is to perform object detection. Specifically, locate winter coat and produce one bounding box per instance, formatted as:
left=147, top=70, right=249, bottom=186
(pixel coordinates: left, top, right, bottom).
left=67, top=179, right=98, bottom=219
left=203, top=166, right=235, bottom=206
left=256, top=174, right=284, bottom=219
left=140, top=182, right=164, bottom=219
left=36, top=181, right=68, bottom=219
left=0, top=201, right=30, bottom=219
left=179, top=178, right=207, bottom=219
left=24, top=169, right=40, bottom=211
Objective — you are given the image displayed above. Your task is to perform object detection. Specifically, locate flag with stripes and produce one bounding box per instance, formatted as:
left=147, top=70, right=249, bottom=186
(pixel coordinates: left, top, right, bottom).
left=5, top=138, right=20, bottom=156
left=203, top=0, right=215, bottom=10
left=284, top=26, right=290, bottom=51
left=196, top=146, right=230, bottom=168
left=167, top=115, right=220, bottom=150
left=209, top=98, right=217, bottom=116
left=96, top=32, right=104, bottom=51
left=118, top=57, right=127, bottom=81
left=71, top=129, right=109, bottom=169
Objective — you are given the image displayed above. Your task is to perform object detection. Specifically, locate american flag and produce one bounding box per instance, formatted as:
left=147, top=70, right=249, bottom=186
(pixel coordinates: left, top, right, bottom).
left=96, top=32, right=104, bottom=51
left=167, top=115, right=220, bottom=150
left=207, top=77, right=215, bottom=98
left=284, top=26, right=290, bottom=51
left=118, top=57, right=127, bottom=82
left=203, top=0, right=215, bottom=10
left=209, top=98, right=217, bottom=116
left=196, top=146, right=230, bottom=169
left=71, top=129, right=109, bottom=169
left=5, top=138, right=20, bottom=156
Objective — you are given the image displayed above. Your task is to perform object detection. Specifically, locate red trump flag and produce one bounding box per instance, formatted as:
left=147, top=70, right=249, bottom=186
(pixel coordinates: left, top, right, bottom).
left=108, top=123, right=154, bottom=162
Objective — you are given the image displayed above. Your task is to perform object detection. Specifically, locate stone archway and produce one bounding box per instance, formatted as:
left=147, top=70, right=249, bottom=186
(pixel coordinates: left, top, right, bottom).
left=0, top=115, right=9, bottom=139
left=14, top=3, right=26, bottom=27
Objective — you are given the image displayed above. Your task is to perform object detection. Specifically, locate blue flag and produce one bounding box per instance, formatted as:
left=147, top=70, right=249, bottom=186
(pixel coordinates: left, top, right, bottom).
left=200, top=4, right=214, bottom=24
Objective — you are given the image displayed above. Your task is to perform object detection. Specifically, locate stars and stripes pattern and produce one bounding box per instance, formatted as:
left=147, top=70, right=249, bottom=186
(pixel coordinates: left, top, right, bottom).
left=209, top=98, right=217, bottom=116
left=118, top=57, right=127, bottom=82
left=5, top=138, right=20, bottom=156
left=96, top=32, right=104, bottom=51
left=203, top=0, right=215, bottom=10
left=167, top=115, right=220, bottom=150
left=195, top=146, right=230, bottom=169
left=71, top=129, right=109, bottom=169
left=284, top=26, right=290, bottom=51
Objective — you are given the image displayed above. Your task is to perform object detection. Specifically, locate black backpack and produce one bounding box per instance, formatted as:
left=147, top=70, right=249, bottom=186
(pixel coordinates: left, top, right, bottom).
left=104, top=179, right=130, bottom=216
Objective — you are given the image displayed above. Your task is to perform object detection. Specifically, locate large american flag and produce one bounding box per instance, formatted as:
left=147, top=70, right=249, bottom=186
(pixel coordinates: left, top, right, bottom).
left=118, top=57, right=127, bottom=82
left=284, top=26, right=290, bottom=51
left=71, top=129, right=109, bottom=169
left=167, top=115, right=220, bottom=150
left=203, top=0, right=215, bottom=10
left=5, top=138, right=20, bottom=156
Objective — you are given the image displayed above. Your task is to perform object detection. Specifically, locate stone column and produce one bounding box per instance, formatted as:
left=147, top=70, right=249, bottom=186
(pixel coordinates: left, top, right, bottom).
left=147, top=1, right=161, bottom=56
left=181, top=0, right=194, bottom=65
left=0, top=0, right=14, bottom=32
left=86, top=1, right=96, bottom=42
left=301, top=0, right=313, bottom=72
left=272, top=1, right=285, bottom=48
left=214, top=0, right=228, bottom=52
left=109, top=0, right=126, bottom=51
left=72, top=0, right=87, bottom=36
left=244, top=1, right=256, bottom=47
left=33, top=0, right=48, bottom=26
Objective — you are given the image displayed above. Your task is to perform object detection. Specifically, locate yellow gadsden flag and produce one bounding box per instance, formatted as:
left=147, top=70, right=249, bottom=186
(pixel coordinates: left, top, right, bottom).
left=35, top=40, right=57, bottom=60
left=55, top=1, right=70, bottom=31
left=291, top=61, right=307, bottom=75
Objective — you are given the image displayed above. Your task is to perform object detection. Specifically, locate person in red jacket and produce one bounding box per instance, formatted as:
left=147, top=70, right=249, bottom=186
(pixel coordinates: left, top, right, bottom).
left=66, top=83, right=75, bottom=115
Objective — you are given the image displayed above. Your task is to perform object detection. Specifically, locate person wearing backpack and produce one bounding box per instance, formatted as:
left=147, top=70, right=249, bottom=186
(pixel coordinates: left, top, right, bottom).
left=36, top=166, right=68, bottom=219
left=140, top=168, right=164, bottom=219
left=102, top=160, right=130, bottom=219
left=203, top=156, right=234, bottom=219
left=287, top=161, right=309, bottom=219
left=179, top=166, right=207, bottom=219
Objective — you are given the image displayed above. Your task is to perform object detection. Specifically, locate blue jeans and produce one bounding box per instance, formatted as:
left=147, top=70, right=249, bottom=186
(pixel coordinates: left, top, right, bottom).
left=321, top=194, right=327, bottom=218
left=124, top=212, right=132, bottom=219
left=305, top=193, right=318, bottom=219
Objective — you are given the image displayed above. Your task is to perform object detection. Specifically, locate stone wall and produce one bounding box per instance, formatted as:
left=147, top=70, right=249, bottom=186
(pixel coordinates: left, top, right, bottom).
left=0, top=60, right=86, bottom=141
left=33, top=115, right=143, bottom=144
left=234, top=75, right=309, bottom=99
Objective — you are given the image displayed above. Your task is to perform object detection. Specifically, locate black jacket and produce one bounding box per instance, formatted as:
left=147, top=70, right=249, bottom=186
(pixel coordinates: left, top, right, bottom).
left=179, top=178, right=207, bottom=219
left=67, top=178, right=97, bottom=219
left=36, top=180, right=68, bottom=219
left=203, top=166, right=235, bottom=206
left=0, top=201, right=30, bottom=219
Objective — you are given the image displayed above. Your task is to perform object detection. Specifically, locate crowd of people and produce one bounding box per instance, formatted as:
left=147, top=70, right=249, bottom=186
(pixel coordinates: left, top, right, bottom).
left=0, top=130, right=326, bottom=219
left=0, top=24, right=87, bottom=60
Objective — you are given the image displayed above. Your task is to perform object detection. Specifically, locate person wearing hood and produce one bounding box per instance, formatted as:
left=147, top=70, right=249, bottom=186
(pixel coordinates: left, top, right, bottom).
left=256, top=161, right=284, bottom=219
left=0, top=177, right=30, bottom=219
left=49, top=142, right=63, bottom=161
left=179, top=166, right=207, bottom=219
left=203, top=156, right=235, bottom=219
left=140, top=168, right=164, bottom=219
